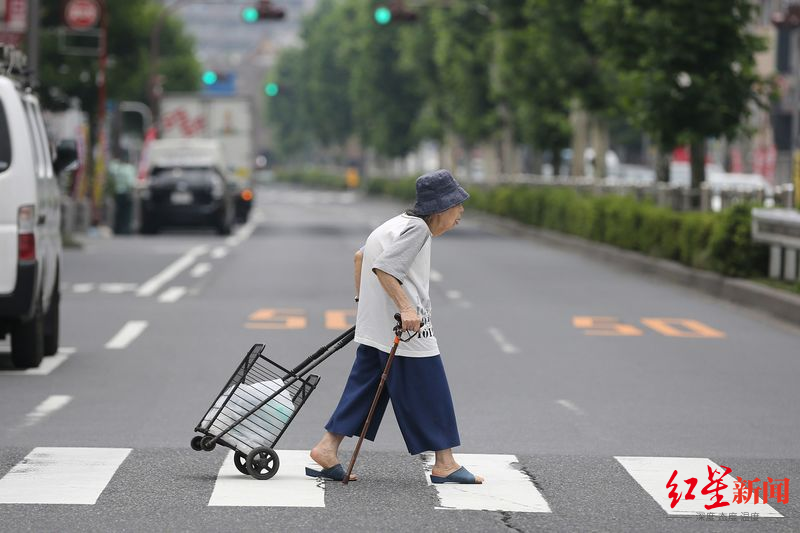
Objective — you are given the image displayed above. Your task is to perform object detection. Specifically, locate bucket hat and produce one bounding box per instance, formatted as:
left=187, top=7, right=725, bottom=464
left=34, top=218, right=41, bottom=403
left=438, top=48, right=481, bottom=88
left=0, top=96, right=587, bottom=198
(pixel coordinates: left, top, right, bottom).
left=412, top=169, right=470, bottom=216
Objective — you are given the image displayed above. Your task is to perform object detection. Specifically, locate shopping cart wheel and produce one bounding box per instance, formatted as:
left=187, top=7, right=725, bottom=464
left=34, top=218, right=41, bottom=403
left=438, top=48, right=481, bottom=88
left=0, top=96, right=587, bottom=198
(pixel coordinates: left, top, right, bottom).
left=246, top=447, right=280, bottom=480
left=190, top=436, right=203, bottom=451
left=233, top=451, right=249, bottom=475
left=200, top=435, right=217, bottom=451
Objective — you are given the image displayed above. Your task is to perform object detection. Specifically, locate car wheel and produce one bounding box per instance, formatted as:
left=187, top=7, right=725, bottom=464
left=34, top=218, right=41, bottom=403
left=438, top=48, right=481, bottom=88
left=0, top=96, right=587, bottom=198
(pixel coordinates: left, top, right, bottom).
left=43, top=277, right=60, bottom=357
left=216, top=211, right=232, bottom=235
left=11, top=303, right=44, bottom=369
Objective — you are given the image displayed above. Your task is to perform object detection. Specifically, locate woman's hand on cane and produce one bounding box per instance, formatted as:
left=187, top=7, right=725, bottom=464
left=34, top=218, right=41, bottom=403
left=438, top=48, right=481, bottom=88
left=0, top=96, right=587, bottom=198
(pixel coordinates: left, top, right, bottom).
left=399, top=307, right=421, bottom=333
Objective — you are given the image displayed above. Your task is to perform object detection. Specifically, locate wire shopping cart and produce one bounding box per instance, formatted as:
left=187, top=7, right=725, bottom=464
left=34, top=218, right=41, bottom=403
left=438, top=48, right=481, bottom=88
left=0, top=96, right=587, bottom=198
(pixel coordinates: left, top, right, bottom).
left=191, top=326, right=355, bottom=480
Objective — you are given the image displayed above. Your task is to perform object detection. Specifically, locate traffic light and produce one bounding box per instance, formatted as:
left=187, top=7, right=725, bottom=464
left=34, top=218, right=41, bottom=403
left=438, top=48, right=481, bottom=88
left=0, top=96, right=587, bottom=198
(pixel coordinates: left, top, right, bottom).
left=374, top=6, right=392, bottom=25
left=264, top=82, right=279, bottom=97
left=241, top=7, right=259, bottom=23
left=242, top=0, right=285, bottom=22
left=201, top=71, right=236, bottom=95
left=373, top=1, right=417, bottom=25
left=202, top=70, right=218, bottom=85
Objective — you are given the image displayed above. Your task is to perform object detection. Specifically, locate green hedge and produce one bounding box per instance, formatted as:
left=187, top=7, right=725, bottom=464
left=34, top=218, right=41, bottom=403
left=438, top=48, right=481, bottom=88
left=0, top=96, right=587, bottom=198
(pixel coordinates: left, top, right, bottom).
left=278, top=171, right=769, bottom=278
left=275, top=169, right=350, bottom=190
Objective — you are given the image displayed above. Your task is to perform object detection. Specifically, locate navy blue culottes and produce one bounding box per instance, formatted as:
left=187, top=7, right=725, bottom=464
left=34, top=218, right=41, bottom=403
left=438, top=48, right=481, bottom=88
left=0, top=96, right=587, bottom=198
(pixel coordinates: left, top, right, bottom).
left=325, top=344, right=461, bottom=455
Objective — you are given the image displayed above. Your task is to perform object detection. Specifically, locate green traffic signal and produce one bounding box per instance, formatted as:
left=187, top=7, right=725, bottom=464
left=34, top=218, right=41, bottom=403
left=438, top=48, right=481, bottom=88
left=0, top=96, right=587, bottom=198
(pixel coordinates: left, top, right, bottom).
left=202, top=70, right=218, bottom=85
left=265, top=83, right=279, bottom=97
left=374, top=6, right=392, bottom=25
left=242, top=6, right=259, bottom=23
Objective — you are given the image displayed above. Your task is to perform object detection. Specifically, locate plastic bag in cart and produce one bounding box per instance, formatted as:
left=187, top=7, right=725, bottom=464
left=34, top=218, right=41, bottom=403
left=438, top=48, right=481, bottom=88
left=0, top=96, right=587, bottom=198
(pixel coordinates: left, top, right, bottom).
left=202, top=379, right=295, bottom=449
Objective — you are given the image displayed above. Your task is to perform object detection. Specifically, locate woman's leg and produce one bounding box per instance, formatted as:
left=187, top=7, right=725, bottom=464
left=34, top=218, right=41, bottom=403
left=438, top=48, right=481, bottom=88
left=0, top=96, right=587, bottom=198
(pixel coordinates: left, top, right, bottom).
left=387, top=355, right=483, bottom=483
left=311, top=344, right=390, bottom=477
left=310, top=432, right=346, bottom=468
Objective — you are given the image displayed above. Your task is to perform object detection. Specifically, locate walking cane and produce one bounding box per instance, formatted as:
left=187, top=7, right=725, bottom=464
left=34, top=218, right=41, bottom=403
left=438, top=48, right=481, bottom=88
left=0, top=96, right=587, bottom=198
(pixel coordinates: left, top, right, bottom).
left=343, top=313, right=405, bottom=485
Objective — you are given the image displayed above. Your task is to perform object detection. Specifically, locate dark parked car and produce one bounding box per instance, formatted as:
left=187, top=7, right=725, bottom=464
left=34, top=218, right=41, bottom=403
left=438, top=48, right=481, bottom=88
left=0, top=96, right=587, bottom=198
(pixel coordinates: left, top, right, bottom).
left=139, top=166, right=235, bottom=235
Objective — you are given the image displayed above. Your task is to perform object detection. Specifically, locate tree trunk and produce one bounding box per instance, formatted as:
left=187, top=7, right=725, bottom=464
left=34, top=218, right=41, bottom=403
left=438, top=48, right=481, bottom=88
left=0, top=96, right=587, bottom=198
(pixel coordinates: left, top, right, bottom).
left=590, top=115, right=609, bottom=178
left=690, top=139, right=706, bottom=190
left=655, top=147, right=671, bottom=183
left=552, top=149, right=562, bottom=177
left=570, top=101, right=588, bottom=177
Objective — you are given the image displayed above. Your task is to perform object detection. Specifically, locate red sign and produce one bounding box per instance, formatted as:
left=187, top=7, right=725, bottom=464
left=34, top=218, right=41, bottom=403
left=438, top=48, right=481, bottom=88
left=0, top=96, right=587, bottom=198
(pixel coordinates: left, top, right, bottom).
left=64, top=0, right=100, bottom=31
left=4, top=0, right=28, bottom=32
left=0, top=30, right=23, bottom=46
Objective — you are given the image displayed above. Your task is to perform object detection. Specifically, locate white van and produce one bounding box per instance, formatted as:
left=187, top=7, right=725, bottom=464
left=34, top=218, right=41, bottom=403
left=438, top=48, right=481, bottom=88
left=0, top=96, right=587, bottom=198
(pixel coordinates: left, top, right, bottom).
left=0, top=51, right=76, bottom=368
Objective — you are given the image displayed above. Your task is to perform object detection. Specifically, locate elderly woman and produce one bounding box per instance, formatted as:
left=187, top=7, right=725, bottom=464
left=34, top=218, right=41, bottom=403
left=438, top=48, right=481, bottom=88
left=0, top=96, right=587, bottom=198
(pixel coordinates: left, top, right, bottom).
left=307, top=169, right=483, bottom=485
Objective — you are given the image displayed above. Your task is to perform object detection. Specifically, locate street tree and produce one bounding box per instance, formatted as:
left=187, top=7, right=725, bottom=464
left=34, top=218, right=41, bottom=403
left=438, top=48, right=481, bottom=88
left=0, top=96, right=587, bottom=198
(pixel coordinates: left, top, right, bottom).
left=301, top=0, right=354, bottom=147
left=397, top=12, right=447, bottom=143
left=518, top=0, right=619, bottom=177
left=586, top=0, right=772, bottom=187
left=428, top=1, right=497, bottom=149
left=265, top=48, right=313, bottom=158
left=493, top=2, right=572, bottom=174
left=338, top=0, right=424, bottom=158
left=38, top=0, right=201, bottom=117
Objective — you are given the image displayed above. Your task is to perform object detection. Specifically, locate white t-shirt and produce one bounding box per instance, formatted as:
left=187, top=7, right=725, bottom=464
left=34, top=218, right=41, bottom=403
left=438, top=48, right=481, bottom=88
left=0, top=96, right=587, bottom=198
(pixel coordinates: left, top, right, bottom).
left=355, top=214, right=439, bottom=357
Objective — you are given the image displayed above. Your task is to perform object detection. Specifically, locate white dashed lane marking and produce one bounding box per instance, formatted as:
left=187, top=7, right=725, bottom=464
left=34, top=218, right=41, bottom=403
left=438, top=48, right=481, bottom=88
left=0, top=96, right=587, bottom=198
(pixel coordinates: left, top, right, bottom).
left=21, top=395, right=72, bottom=428
left=556, top=399, right=585, bottom=416
left=136, top=245, right=208, bottom=297
left=105, top=321, right=148, bottom=350
left=72, top=283, right=94, bottom=293
left=158, top=286, right=187, bottom=303
left=225, top=212, right=261, bottom=247
left=98, top=283, right=138, bottom=294
left=210, top=247, right=229, bottom=259
left=190, top=263, right=212, bottom=278
left=488, top=327, right=519, bottom=354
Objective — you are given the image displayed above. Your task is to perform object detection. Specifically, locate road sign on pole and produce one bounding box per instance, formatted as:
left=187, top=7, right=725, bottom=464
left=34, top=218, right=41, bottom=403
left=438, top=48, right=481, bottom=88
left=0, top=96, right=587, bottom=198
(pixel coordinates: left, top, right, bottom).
left=793, top=149, right=800, bottom=207
left=64, top=0, right=100, bottom=31
left=0, top=0, right=27, bottom=45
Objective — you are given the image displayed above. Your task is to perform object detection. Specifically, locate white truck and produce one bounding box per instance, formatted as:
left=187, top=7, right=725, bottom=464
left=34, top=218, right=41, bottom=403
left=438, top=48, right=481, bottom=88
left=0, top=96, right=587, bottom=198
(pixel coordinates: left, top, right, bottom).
left=159, top=94, right=255, bottom=222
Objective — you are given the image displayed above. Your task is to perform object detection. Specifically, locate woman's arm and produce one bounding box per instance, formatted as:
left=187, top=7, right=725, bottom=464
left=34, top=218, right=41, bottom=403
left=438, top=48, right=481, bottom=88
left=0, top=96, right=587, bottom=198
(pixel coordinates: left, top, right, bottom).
left=374, top=269, right=420, bottom=332
left=354, top=249, right=364, bottom=300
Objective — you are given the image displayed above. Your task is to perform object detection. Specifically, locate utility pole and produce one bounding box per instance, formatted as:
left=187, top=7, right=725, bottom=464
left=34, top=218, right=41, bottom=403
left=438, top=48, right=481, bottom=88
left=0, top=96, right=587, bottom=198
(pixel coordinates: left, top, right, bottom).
left=26, top=0, right=40, bottom=82
left=772, top=5, right=800, bottom=191
left=92, top=0, right=109, bottom=225
left=149, top=0, right=194, bottom=130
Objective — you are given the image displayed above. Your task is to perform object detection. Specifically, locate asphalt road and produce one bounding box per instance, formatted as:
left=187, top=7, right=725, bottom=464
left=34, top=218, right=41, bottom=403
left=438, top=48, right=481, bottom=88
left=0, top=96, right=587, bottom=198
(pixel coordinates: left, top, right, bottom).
left=0, top=184, right=797, bottom=532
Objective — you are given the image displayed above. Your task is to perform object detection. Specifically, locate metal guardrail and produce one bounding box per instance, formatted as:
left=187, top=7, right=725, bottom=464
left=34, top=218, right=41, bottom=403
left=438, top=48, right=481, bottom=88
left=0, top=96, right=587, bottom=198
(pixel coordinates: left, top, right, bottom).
left=751, top=208, right=800, bottom=281
left=304, top=166, right=796, bottom=213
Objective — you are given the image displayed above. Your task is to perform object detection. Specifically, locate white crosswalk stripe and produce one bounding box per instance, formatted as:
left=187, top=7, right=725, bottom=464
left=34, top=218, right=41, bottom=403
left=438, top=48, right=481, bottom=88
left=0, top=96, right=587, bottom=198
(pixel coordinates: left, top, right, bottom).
left=0, top=447, right=131, bottom=505
left=208, top=450, right=325, bottom=507
left=423, top=453, right=551, bottom=513
left=616, top=456, right=784, bottom=518
left=0, top=448, right=790, bottom=519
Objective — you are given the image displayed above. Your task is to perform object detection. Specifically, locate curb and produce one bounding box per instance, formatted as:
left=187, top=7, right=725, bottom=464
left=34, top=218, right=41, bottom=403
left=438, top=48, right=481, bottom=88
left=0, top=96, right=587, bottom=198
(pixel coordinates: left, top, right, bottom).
left=473, top=212, right=800, bottom=328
